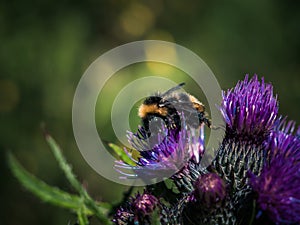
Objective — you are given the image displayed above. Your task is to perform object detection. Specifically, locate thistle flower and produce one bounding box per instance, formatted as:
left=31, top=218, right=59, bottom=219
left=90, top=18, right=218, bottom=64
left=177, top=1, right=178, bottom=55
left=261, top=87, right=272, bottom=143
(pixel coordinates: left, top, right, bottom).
left=220, top=74, right=278, bottom=143
left=249, top=119, right=300, bottom=224
left=113, top=191, right=160, bottom=225
left=267, top=118, right=300, bottom=162
left=198, top=75, right=281, bottom=224
left=214, top=75, right=279, bottom=190
left=181, top=172, right=232, bottom=225
left=115, top=117, right=205, bottom=186
left=133, top=192, right=159, bottom=216
left=190, top=173, right=227, bottom=209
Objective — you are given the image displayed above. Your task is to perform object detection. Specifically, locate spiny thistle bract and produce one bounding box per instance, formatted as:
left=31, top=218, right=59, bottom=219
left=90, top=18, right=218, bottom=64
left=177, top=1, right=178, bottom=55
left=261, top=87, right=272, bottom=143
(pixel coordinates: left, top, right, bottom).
left=113, top=75, right=300, bottom=225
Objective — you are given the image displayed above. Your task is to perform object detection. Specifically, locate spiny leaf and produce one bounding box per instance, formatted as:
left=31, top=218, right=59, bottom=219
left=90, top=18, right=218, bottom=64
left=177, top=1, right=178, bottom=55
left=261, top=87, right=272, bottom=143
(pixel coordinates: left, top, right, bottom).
left=7, top=153, right=91, bottom=214
left=45, top=134, right=83, bottom=192
left=44, top=134, right=111, bottom=224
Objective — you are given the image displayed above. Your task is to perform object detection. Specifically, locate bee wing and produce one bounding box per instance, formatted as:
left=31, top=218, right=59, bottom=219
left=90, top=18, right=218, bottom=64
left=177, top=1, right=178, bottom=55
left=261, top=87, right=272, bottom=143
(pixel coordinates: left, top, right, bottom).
left=158, top=99, right=194, bottom=109
left=161, top=82, right=185, bottom=98
left=175, top=101, right=199, bottom=113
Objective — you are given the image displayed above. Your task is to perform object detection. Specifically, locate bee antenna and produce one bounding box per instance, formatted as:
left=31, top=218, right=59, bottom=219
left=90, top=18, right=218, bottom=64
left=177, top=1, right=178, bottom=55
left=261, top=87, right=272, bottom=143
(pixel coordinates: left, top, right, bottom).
left=161, top=82, right=185, bottom=97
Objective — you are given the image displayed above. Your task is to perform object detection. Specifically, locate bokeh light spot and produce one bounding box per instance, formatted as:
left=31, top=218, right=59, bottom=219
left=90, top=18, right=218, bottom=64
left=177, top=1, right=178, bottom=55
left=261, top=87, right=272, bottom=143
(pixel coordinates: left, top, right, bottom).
left=145, top=41, right=178, bottom=75
left=120, top=3, right=155, bottom=38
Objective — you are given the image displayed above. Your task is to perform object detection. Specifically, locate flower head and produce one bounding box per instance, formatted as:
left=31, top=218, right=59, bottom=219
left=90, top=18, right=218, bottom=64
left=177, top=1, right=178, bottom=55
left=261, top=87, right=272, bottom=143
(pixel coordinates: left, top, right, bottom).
left=113, top=191, right=160, bottom=225
left=115, top=117, right=205, bottom=181
left=267, top=117, right=300, bottom=161
left=209, top=75, right=280, bottom=223
left=249, top=119, right=300, bottom=224
left=180, top=172, right=233, bottom=225
left=190, top=173, right=227, bottom=209
left=132, top=192, right=159, bottom=215
left=249, top=158, right=300, bottom=224
left=220, top=75, right=278, bottom=143
left=214, top=75, right=279, bottom=191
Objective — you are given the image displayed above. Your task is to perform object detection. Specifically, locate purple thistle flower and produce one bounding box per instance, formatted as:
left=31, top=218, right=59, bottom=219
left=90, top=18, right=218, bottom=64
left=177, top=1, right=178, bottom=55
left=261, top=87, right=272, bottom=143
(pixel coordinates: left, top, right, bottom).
left=220, top=74, right=278, bottom=143
left=113, top=191, right=160, bottom=225
left=250, top=158, right=300, bottom=224
left=267, top=117, right=300, bottom=162
left=208, top=75, right=280, bottom=224
left=249, top=119, right=300, bottom=224
left=214, top=75, right=279, bottom=191
left=115, top=117, right=205, bottom=183
left=190, top=173, right=227, bottom=209
left=181, top=172, right=234, bottom=225
left=132, top=192, right=159, bottom=215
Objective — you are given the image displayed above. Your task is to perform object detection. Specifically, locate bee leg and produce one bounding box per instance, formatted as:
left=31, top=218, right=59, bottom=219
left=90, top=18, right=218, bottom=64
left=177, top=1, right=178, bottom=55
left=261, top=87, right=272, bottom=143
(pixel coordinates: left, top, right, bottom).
left=142, top=118, right=152, bottom=138
left=197, top=112, right=211, bottom=128
left=203, top=117, right=211, bottom=128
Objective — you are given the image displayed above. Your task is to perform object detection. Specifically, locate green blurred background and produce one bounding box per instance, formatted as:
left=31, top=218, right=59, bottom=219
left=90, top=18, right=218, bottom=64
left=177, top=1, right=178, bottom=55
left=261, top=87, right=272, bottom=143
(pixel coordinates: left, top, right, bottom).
left=1, top=0, right=299, bottom=224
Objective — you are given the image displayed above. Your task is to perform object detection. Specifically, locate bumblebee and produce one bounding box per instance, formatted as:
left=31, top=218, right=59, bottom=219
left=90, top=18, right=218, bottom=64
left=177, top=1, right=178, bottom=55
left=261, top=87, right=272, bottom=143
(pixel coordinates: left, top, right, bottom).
left=138, top=83, right=211, bottom=135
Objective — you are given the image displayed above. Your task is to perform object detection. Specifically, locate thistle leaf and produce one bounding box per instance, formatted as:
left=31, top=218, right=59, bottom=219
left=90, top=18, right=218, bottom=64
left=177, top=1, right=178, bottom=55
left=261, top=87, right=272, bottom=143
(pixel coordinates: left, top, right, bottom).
left=44, top=134, right=111, bottom=224
left=45, top=134, right=83, bottom=192
left=7, top=153, right=91, bottom=214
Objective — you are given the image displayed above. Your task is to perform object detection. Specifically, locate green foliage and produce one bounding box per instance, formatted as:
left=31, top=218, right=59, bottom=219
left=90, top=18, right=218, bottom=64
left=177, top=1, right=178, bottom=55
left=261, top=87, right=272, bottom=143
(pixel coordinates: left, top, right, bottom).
left=108, top=142, right=137, bottom=166
left=8, top=134, right=113, bottom=225
left=77, top=206, right=90, bottom=225
left=8, top=153, right=89, bottom=213
left=164, top=179, right=180, bottom=194
left=150, top=208, right=162, bottom=225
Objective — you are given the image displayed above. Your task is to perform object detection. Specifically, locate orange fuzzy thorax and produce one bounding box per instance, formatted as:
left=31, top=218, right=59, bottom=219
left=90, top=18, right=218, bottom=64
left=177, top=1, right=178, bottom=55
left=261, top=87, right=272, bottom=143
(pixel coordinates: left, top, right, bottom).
left=138, top=104, right=168, bottom=118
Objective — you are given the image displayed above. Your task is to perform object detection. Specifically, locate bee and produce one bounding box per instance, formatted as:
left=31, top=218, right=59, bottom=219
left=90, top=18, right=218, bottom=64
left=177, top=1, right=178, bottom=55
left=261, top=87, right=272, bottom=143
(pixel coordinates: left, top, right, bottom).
left=138, top=83, right=211, bottom=136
